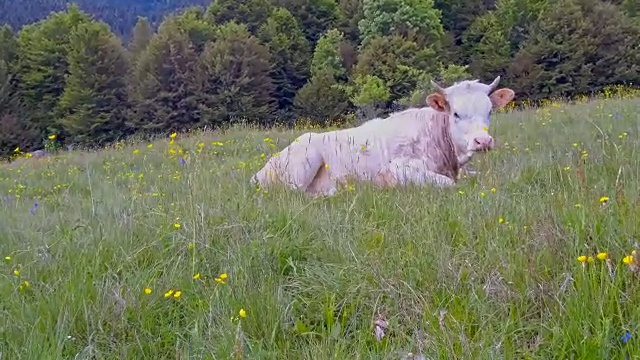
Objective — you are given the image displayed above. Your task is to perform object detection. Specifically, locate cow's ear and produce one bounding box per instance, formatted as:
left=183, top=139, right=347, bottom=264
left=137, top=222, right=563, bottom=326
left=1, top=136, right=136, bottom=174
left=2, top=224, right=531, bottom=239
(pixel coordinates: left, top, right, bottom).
left=426, top=93, right=449, bottom=112
left=490, top=88, right=515, bottom=109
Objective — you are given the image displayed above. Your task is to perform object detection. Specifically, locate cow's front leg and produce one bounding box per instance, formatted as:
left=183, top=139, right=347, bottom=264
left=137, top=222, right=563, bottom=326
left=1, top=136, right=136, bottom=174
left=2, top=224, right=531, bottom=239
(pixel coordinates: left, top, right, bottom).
left=386, top=157, right=456, bottom=188
left=457, top=151, right=474, bottom=168
left=457, top=163, right=479, bottom=180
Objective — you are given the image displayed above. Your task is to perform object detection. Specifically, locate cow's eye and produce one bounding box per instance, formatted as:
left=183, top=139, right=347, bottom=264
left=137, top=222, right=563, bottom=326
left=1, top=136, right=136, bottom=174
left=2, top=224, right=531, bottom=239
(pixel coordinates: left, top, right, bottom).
left=453, top=112, right=460, bottom=118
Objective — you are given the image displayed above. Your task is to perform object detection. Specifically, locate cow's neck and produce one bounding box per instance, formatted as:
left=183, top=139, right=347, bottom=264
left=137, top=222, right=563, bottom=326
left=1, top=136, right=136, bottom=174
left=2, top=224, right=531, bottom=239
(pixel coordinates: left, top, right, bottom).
left=430, top=112, right=460, bottom=180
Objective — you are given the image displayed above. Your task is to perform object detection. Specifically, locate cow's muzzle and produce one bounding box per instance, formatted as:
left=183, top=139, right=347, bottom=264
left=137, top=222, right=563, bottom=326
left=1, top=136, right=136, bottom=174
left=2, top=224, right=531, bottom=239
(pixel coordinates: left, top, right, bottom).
left=471, top=136, right=494, bottom=152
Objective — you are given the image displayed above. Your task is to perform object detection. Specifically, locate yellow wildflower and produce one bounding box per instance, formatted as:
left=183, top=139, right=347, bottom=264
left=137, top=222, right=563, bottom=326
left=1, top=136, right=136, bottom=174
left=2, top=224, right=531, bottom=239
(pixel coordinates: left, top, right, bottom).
left=596, top=252, right=608, bottom=260
left=498, top=218, right=505, bottom=224
left=4, top=256, right=10, bottom=261
left=133, top=149, right=140, bottom=155
left=215, top=273, right=228, bottom=284
left=147, top=144, right=153, bottom=149
left=623, top=255, right=633, bottom=265
left=173, top=223, right=181, bottom=229
left=48, top=135, right=56, bottom=140
left=193, top=273, right=201, bottom=280
left=563, top=166, right=570, bottom=171
left=587, top=256, right=594, bottom=263
left=490, top=188, right=497, bottom=193
left=169, top=139, right=175, bottom=145
left=480, top=192, right=486, bottom=197
left=577, top=255, right=587, bottom=263
left=144, top=287, right=152, bottom=295
left=173, top=290, right=182, bottom=298
left=599, top=196, right=609, bottom=204
left=325, top=164, right=330, bottom=170
left=170, top=132, right=177, bottom=139
left=164, top=289, right=174, bottom=298
left=239, top=308, right=247, bottom=318
left=13, top=269, right=19, bottom=276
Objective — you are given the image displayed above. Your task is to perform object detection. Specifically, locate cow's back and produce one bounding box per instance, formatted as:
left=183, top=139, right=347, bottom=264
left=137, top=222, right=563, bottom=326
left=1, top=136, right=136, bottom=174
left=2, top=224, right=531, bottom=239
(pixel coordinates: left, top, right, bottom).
left=316, top=107, right=437, bottom=180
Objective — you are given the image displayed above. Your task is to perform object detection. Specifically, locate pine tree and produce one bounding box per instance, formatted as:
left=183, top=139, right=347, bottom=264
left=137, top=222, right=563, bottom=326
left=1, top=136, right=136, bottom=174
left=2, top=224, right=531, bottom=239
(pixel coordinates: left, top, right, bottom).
left=434, top=0, right=495, bottom=43
left=358, top=0, right=444, bottom=49
left=173, top=7, right=217, bottom=54
left=346, top=73, right=390, bottom=119
left=56, top=21, right=131, bottom=145
left=128, top=17, right=154, bottom=65
left=0, top=111, right=41, bottom=159
left=0, top=25, right=17, bottom=64
left=129, top=18, right=203, bottom=133
left=462, top=12, right=511, bottom=77
left=0, top=59, right=12, bottom=112
left=0, top=25, right=17, bottom=110
left=0, top=26, right=39, bottom=157
left=579, top=0, right=640, bottom=90
left=310, top=28, right=346, bottom=80
left=14, top=4, right=92, bottom=137
left=199, top=22, right=275, bottom=126
left=508, top=0, right=640, bottom=101
left=258, top=7, right=311, bottom=115
left=622, top=0, right=639, bottom=18
left=354, top=35, right=438, bottom=104
left=293, top=69, right=349, bottom=125
left=206, top=0, right=274, bottom=35
left=336, top=0, right=364, bottom=43
left=274, top=0, right=341, bottom=44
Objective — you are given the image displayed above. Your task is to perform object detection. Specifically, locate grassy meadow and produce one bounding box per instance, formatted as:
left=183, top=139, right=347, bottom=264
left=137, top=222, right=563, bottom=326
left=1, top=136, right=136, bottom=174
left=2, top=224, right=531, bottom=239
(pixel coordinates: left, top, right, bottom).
left=3, top=92, right=640, bottom=359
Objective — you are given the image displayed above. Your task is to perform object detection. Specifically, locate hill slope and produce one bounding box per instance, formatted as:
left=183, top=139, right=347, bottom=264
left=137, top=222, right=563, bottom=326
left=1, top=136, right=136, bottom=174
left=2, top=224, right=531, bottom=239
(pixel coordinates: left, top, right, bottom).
left=0, top=0, right=210, bottom=38
left=1, top=95, right=640, bottom=358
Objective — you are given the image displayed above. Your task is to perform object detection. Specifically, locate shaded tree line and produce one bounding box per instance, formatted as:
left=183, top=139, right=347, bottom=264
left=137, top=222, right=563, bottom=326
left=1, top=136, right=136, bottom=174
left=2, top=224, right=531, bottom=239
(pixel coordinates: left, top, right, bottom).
left=0, top=0, right=639, bottom=157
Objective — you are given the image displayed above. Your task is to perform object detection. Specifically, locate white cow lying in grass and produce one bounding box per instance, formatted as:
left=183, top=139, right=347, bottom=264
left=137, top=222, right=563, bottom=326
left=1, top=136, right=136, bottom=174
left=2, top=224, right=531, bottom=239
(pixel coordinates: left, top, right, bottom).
left=252, top=76, right=515, bottom=197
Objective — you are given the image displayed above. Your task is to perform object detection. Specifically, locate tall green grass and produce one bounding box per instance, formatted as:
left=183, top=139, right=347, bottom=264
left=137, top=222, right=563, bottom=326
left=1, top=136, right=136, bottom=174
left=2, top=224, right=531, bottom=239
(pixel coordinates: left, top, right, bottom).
left=1, top=95, right=640, bottom=359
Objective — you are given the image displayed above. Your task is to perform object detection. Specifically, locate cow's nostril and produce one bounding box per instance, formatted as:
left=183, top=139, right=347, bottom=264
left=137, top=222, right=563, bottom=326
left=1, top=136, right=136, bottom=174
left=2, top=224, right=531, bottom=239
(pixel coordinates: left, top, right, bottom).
left=474, top=138, right=482, bottom=145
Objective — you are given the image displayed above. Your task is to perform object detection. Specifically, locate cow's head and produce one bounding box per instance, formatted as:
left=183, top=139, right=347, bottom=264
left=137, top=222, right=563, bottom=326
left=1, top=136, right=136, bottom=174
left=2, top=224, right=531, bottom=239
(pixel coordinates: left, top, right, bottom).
left=426, top=76, right=515, bottom=154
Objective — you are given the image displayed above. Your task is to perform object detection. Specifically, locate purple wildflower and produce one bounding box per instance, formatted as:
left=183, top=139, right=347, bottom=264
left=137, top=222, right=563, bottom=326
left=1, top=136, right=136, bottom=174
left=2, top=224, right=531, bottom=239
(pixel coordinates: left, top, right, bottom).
left=179, top=157, right=186, bottom=166
left=29, top=200, right=39, bottom=215
left=621, top=331, right=631, bottom=344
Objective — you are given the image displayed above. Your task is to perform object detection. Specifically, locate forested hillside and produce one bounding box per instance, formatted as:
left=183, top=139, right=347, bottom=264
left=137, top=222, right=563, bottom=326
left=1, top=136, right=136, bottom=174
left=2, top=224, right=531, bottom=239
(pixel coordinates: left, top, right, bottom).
left=0, top=0, right=211, bottom=39
left=0, top=0, right=639, bottom=158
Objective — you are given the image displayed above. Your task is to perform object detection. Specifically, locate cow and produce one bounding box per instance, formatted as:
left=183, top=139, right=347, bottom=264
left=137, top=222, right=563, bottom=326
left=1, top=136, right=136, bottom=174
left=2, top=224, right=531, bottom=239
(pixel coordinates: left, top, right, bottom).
left=251, top=76, right=515, bottom=197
